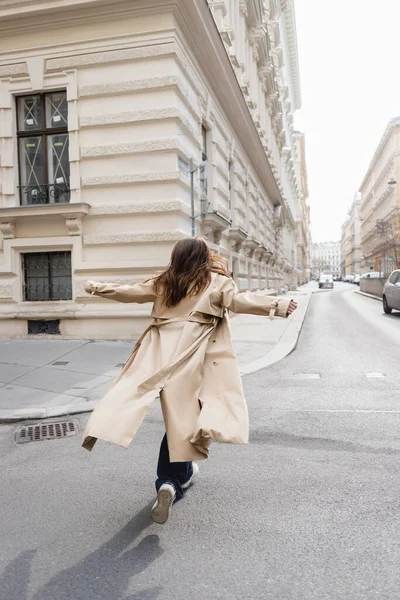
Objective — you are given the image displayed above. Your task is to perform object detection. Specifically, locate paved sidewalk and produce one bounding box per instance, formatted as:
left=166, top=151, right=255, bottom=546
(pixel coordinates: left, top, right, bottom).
left=0, top=286, right=313, bottom=421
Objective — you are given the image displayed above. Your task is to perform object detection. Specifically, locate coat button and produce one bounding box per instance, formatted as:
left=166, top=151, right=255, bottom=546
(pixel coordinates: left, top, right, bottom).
left=212, top=340, right=216, bottom=343
left=213, top=361, right=218, bottom=366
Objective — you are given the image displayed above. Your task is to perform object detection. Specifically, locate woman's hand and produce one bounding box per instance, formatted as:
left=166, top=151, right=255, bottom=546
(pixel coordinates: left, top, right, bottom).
left=287, top=299, right=298, bottom=316
left=84, top=280, right=97, bottom=294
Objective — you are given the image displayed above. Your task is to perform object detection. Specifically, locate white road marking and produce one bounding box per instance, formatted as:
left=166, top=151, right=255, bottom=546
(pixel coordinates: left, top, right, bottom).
left=293, top=373, right=321, bottom=380
left=365, top=372, right=385, bottom=378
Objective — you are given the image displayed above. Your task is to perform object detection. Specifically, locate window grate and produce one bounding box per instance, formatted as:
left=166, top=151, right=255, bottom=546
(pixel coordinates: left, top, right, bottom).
left=28, top=319, right=60, bottom=334
left=22, top=251, right=72, bottom=302
left=15, top=420, right=80, bottom=443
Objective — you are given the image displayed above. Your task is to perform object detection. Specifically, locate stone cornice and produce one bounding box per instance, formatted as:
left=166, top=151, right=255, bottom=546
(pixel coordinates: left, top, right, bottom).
left=0, top=202, right=90, bottom=219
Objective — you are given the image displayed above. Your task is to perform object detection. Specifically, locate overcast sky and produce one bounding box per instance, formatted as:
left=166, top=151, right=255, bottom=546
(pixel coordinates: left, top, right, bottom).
left=294, top=0, right=400, bottom=243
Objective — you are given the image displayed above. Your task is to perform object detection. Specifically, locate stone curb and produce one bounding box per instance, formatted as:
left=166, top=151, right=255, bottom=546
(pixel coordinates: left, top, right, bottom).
left=355, top=290, right=382, bottom=302
left=0, top=292, right=313, bottom=423
left=239, top=292, right=313, bottom=375
left=0, top=400, right=99, bottom=424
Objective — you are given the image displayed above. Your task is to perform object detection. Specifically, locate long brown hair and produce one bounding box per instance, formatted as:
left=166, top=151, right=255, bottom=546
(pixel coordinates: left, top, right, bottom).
left=153, top=237, right=230, bottom=307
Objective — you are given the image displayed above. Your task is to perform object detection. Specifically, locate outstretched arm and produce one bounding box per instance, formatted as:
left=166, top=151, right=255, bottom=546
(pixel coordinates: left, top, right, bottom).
left=84, top=280, right=156, bottom=304
left=220, top=276, right=295, bottom=318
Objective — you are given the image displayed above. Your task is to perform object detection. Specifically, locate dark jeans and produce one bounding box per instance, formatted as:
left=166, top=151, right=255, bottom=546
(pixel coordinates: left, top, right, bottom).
left=155, top=434, right=193, bottom=501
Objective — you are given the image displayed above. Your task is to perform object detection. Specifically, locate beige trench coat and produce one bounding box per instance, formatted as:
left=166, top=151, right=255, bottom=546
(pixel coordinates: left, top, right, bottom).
left=82, top=273, right=290, bottom=462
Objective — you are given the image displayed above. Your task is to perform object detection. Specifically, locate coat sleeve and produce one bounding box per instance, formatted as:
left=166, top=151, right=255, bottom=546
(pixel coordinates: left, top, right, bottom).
left=219, top=276, right=290, bottom=318
left=84, top=280, right=156, bottom=304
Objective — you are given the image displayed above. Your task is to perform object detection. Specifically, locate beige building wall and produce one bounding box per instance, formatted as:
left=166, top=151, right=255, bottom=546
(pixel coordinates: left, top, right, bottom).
left=0, top=0, right=305, bottom=339
left=360, top=118, right=400, bottom=275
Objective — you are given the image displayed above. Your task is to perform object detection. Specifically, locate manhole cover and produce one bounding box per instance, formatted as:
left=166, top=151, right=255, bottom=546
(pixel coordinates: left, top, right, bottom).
left=15, top=420, right=80, bottom=444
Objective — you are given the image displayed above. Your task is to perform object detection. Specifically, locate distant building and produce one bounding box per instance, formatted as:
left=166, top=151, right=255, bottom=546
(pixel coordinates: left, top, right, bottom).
left=311, top=242, right=341, bottom=278
left=360, top=117, right=400, bottom=275
left=341, top=193, right=361, bottom=276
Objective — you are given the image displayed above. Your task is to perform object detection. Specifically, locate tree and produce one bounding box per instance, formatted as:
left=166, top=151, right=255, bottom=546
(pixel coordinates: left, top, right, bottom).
left=374, top=212, right=400, bottom=274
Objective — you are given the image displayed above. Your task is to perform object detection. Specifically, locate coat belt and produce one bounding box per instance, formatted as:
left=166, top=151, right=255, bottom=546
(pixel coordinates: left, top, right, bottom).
left=115, top=313, right=220, bottom=392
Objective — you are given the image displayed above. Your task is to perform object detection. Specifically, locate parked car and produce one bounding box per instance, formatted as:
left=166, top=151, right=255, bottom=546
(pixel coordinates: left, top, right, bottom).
left=360, top=271, right=383, bottom=279
left=383, top=270, right=400, bottom=314
left=319, top=274, right=334, bottom=289
left=353, top=274, right=360, bottom=285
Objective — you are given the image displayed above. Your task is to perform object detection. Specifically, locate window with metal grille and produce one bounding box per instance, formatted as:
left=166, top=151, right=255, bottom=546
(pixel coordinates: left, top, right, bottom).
left=22, top=251, right=72, bottom=301
left=17, top=91, right=70, bottom=205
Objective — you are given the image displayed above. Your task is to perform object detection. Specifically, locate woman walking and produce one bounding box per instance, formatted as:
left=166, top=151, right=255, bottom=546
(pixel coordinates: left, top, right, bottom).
left=82, top=238, right=297, bottom=524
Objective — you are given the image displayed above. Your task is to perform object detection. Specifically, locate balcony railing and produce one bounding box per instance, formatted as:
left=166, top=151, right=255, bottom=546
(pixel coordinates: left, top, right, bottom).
left=19, top=183, right=70, bottom=206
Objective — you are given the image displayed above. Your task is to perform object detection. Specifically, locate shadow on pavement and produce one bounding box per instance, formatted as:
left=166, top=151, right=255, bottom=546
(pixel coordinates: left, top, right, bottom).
left=0, top=502, right=163, bottom=600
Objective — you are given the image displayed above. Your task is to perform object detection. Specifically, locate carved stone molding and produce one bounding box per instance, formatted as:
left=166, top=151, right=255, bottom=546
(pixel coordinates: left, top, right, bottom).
left=0, top=63, right=28, bottom=77
left=0, top=221, right=15, bottom=239
left=80, top=75, right=180, bottom=98
left=90, top=200, right=186, bottom=216
left=80, top=107, right=191, bottom=129
left=202, top=211, right=231, bottom=245
left=253, top=248, right=264, bottom=261
left=0, top=284, right=12, bottom=299
left=65, top=218, right=82, bottom=236
left=84, top=230, right=188, bottom=246
left=82, top=171, right=180, bottom=187
left=46, top=43, right=176, bottom=71
left=228, top=228, right=248, bottom=252
left=81, top=138, right=181, bottom=158
left=242, top=238, right=260, bottom=259
left=239, top=0, right=248, bottom=16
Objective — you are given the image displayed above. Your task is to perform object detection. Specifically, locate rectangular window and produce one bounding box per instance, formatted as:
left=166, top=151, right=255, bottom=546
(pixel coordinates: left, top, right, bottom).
left=22, top=251, right=72, bottom=301
left=17, top=91, right=70, bottom=205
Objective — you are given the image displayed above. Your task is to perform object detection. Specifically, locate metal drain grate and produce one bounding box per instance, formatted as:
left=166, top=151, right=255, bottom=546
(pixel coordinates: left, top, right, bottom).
left=15, top=420, right=80, bottom=444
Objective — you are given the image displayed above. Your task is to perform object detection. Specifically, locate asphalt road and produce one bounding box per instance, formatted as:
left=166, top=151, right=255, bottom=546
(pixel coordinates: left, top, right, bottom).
left=1, top=283, right=400, bottom=600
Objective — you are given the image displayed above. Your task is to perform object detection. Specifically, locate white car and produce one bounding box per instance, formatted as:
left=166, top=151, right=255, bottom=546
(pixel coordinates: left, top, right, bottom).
left=360, top=272, right=383, bottom=279
left=383, top=270, right=400, bottom=314
left=319, top=274, right=334, bottom=289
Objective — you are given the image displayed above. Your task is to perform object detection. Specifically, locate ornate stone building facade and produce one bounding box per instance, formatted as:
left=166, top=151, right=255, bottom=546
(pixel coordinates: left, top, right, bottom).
left=341, top=193, right=361, bottom=277
left=293, top=131, right=310, bottom=284
left=0, top=0, right=305, bottom=338
left=360, top=118, right=400, bottom=275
